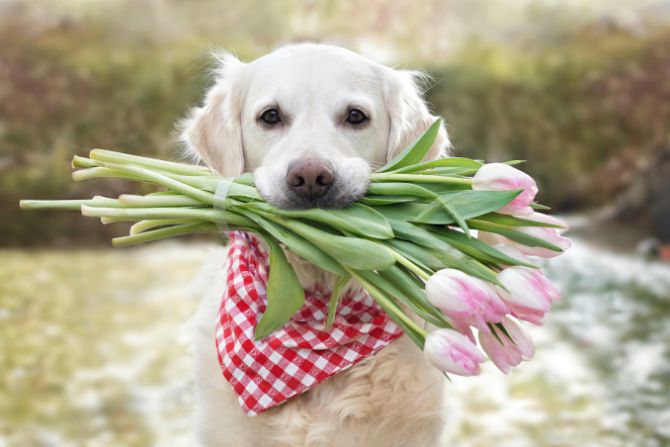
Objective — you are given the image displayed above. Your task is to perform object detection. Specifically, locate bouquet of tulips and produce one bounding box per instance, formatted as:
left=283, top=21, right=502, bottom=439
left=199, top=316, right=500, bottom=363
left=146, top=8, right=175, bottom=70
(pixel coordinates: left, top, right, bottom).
left=21, top=120, right=570, bottom=377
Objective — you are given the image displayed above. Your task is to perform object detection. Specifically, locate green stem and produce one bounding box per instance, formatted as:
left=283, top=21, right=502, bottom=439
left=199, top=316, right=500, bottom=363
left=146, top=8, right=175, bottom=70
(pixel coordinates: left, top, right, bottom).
left=325, top=274, right=351, bottom=329
left=101, top=163, right=217, bottom=205
left=80, top=205, right=257, bottom=228
left=112, top=222, right=219, bottom=247
left=347, top=268, right=427, bottom=339
left=20, top=197, right=118, bottom=211
left=100, top=216, right=131, bottom=224
left=130, top=219, right=198, bottom=234
left=371, top=173, right=472, bottom=186
left=118, top=194, right=202, bottom=208
left=90, top=149, right=212, bottom=176
left=71, top=155, right=99, bottom=169
left=72, top=167, right=148, bottom=183
left=20, top=199, right=89, bottom=211
left=389, top=249, right=431, bottom=281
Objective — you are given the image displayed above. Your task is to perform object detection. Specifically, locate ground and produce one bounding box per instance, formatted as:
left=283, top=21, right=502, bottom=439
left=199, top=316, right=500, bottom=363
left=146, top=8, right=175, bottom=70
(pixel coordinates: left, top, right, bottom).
left=1, top=237, right=669, bottom=447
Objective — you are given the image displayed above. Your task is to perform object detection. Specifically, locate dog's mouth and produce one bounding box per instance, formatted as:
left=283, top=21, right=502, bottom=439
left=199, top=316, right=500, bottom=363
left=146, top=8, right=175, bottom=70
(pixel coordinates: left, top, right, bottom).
left=271, top=177, right=367, bottom=210
left=253, top=157, right=371, bottom=210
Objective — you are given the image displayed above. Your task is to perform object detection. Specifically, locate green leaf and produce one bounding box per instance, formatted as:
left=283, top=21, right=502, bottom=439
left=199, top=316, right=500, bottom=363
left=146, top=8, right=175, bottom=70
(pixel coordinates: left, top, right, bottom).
left=504, top=160, right=526, bottom=166
left=494, top=322, right=514, bottom=344
left=266, top=202, right=394, bottom=240
left=368, top=268, right=448, bottom=327
left=369, top=182, right=469, bottom=234
left=362, top=195, right=418, bottom=206
left=387, top=221, right=500, bottom=284
left=413, top=167, right=479, bottom=176
left=366, top=182, right=436, bottom=198
left=352, top=270, right=427, bottom=349
left=387, top=238, right=444, bottom=271
left=234, top=208, right=347, bottom=275
left=378, top=266, right=453, bottom=327
left=468, top=219, right=564, bottom=252
left=363, top=180, right=470, bottom=207
left=392, top=156, right=483, bottom=174
left=411, top=189, right=522, bottom=225
left=373, top=203, right=429, bottom=221
left=266, top=216, right=397, bottom=271
left=378, top=118, right=442, bottom=172
left=476, top=213, right=564, bottom=229
left=432, top=194, right=470, bottom=236
left=430, top=228, right=538, bottom=268
left=255, top=237, right=306, bottom=340
left=325, top=275, right=351, bottom=329
left=531, top=203, right=551, bottom=211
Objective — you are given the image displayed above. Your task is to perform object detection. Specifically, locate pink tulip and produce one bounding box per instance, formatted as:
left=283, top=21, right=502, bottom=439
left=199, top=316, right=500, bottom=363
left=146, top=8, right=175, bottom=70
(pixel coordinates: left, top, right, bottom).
left=490, top=243, right=535, bottom=266
left=478, top=213, right=571, bottom=259
left=477, top=231, right=507, bottom=247
left=513, top=213, right=571, bottom=258
left=479, top=317, right=534, bottom=374
left=472, top=163, right=538, bottom=215
left=424, top=329, right=485, bottom=376
left=426, top=269, right=508, bottom=338
left=496, top=266, right=560, bottom=325
left=526, top=212, right=569, bottom=233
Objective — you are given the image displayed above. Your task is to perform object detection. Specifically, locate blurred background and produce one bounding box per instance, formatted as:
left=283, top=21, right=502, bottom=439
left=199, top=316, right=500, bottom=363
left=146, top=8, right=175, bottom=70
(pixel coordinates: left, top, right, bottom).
left=1, top=0, right=669, bottom=446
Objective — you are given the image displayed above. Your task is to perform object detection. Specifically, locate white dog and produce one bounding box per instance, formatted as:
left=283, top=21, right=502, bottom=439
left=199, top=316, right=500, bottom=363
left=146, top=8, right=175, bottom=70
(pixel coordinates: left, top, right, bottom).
left=182, top=43, right=450, bottom=447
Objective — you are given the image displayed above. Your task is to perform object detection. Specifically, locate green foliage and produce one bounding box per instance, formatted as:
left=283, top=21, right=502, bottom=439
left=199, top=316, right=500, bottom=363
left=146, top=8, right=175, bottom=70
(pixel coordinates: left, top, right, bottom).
left=426, top=26, right=670, bottom=209
left=0, top=13, right=212, bottom=246
left=379, top=118, right=443, bottom=172
left=254, top=237, right=306, bottom=340
left=3, top=2, right=670, bottom=246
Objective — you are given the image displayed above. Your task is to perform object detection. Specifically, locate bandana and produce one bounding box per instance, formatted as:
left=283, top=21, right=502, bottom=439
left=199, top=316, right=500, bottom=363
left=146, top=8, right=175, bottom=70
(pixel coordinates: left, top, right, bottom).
left=215, top=231, right=403, bottom=416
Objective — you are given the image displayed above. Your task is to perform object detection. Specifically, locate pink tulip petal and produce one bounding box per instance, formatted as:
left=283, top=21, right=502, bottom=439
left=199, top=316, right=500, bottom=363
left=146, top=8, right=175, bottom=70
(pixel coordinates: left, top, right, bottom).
left=472, top=163, right=538, bottom=216
left=426, top=269, right=509, bottom=336
left=424, top=329, right=484, bottom=376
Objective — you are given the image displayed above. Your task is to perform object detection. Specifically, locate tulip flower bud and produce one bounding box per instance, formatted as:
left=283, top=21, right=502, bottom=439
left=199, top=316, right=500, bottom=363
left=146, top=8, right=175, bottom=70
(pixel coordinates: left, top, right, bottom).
left=513, top=213, right=571, bottom=258
left=472, top=163, right=538, bottom=215
left=424, top=329, right=485, bottom=376
left=426, top=269, right=508, bottom=337
left=477, top=231, right=507, bottom=247
left=479, top=213, right=571, bottom=259
left=491, top=243, right=535, bottom=266
left=526, top=212, right=569, bottom=233
left=497, top=266, right=560, bottom=325
left=478, top=317, right=534, bottom=374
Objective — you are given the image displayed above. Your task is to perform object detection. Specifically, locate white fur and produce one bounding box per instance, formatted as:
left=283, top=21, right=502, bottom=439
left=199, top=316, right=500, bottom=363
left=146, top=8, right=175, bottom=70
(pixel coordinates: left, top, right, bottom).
left=182, top=43, right=450, bottom=447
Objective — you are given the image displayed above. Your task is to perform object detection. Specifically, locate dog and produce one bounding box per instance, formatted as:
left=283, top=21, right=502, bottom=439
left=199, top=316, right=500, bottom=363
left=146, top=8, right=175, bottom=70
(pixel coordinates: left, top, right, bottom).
left=182, top=43, right=450, bottom=447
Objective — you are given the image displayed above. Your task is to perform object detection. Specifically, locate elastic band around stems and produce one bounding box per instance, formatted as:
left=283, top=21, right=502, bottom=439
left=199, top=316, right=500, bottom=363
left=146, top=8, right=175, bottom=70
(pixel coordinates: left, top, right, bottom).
left=214, top=178, right=234, bottom=233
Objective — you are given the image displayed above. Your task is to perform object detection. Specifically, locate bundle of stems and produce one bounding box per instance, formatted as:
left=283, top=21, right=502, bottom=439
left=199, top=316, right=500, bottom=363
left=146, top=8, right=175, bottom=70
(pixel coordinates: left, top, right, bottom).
left=21, top=120, right=565, bottom=349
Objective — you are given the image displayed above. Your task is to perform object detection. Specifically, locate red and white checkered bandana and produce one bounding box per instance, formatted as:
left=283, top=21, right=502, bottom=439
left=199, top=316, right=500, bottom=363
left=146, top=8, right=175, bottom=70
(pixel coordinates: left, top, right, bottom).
left=215, top=231, right=403, bottom=416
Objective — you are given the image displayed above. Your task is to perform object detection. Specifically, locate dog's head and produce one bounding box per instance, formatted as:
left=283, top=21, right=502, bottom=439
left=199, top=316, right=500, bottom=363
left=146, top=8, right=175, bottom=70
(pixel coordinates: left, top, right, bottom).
left=181, top=43, right=449, bottom=209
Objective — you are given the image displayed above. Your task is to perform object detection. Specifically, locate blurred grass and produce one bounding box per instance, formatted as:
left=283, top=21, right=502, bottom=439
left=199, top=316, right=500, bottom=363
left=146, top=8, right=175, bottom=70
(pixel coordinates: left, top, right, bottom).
left=1, top=238, right=668, bottom=446
left=0, top=243, right=208, bottom=446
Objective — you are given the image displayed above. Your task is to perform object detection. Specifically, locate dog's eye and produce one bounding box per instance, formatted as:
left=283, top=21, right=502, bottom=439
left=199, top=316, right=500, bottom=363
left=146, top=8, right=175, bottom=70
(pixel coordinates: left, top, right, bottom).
left=259, top=108, right=281, bottom=126
left=345, top=108, right=368, bottom=126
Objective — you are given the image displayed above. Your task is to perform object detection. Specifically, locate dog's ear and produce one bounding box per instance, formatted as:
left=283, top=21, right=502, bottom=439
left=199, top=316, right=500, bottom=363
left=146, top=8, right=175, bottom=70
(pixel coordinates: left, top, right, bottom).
left=180, top=53, right=246, bottom=177
left=381, top=68, right=450, bottom=162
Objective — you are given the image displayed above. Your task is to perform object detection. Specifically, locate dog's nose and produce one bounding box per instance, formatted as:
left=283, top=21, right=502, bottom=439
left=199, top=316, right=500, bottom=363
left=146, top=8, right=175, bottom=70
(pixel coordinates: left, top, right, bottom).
left=286, top=159, right=335, bottom=199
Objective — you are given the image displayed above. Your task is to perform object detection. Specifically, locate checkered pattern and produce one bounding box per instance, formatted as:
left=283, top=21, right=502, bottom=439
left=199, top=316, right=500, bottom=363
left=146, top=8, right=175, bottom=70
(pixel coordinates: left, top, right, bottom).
left=215, top=231, right=403, bottom=416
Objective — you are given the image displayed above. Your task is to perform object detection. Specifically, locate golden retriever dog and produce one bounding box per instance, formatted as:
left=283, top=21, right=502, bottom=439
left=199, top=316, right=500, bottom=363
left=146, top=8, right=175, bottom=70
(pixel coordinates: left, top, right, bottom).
left=182, top=43, right=450, bottom=447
